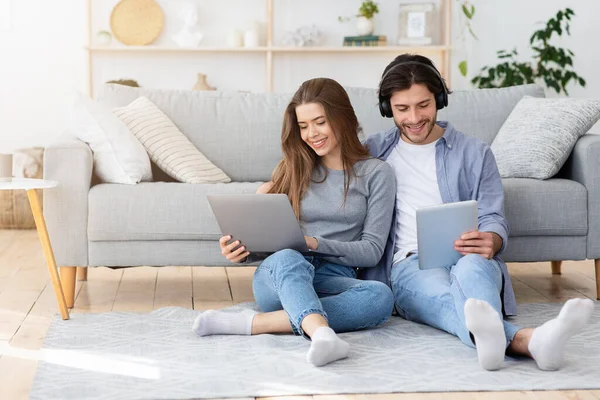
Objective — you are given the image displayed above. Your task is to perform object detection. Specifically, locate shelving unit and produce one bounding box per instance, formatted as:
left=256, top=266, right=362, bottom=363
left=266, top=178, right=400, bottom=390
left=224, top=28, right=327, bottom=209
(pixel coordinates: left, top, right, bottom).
left=86, top=0, right=452, bottom=95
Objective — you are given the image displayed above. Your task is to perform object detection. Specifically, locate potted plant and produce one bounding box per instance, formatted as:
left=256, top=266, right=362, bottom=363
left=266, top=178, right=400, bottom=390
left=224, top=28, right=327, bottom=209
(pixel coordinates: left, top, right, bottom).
left=471, top=8, right=585, bottom=95
left=357, top=1, right=379, bottom=35
left=339, top=1, right=380, bottom=36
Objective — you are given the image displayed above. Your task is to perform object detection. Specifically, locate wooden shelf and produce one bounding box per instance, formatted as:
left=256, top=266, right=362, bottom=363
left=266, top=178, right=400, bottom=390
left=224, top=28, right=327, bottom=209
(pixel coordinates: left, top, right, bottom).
left=86, top=45, right=450, bottom=53
left=87, top=0, right=452, bottom=93
left=86, top=46, right=271, bottom=53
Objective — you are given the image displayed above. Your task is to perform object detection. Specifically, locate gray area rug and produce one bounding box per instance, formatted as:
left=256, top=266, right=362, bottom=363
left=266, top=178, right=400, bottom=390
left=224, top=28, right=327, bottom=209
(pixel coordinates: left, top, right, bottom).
left=31, top=302, right=600, bottom=400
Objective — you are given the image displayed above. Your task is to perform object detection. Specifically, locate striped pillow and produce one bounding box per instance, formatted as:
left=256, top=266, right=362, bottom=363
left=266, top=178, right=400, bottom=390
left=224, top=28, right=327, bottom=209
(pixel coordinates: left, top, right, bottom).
left=113, top=97, right=231, bottom=184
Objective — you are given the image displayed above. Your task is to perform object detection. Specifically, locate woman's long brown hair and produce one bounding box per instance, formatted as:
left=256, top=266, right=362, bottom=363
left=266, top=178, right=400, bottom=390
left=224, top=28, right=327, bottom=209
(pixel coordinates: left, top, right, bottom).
left=268, top=78, right=371, bottom=220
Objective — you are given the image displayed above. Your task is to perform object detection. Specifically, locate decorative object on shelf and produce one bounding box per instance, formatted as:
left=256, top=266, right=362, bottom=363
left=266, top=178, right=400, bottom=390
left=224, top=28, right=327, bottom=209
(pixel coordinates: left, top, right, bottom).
left=282, top=25, right=323, bottom=47
left=227, top=29, right=244, bottom=47
left=192, top=73, right=216, bottom=91
left=0, top=147, right=44, bottom=229
left=396, top=3, right=438, bottom=46
left=106, top=79, right=140, bottom=87
left=338, top=1, right=379, bottom=36
left=172, top=2, right=203, bottom=48
left=472, top=8, right=585, bottom=96
left=95, top=30, right=112, bottom=46
left=243, top=22, right=261, bottom=48
left=343, top=35, right=387, bottom=47
left=110, top=0, right=164, bottom=46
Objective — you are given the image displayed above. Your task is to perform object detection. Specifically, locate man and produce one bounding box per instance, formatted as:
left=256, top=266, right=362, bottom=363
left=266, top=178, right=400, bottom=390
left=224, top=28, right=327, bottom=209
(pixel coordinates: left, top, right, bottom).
left=362, top=53, right=594, bottom=371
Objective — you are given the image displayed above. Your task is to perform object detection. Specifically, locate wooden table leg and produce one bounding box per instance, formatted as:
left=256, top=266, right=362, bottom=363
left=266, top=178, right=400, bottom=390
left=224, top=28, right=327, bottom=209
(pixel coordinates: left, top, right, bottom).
left=26, top=189, right=70, bottom=320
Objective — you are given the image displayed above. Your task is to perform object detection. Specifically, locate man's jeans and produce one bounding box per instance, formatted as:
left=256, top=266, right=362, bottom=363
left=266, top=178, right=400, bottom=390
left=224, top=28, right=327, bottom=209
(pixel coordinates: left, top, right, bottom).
left=253, top=249, right=394, bottom=337
left=391, top=253, right=520, bottom=348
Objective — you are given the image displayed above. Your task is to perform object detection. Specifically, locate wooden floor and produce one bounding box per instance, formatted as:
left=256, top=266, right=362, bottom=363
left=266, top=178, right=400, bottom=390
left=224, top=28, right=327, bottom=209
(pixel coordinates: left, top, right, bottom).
left=0, top=229, right=598, bottom=400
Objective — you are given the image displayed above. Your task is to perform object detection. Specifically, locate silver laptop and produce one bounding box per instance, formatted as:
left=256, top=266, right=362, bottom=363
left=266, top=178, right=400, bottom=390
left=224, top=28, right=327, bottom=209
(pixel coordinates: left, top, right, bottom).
left=416, top=200, right=478, bottom=270
left=207, top=193, right=341, bottom=258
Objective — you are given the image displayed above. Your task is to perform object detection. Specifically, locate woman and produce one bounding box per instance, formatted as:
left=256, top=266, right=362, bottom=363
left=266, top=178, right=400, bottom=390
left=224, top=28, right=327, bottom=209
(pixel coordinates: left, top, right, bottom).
left=193, top=78, right=396, bottom=367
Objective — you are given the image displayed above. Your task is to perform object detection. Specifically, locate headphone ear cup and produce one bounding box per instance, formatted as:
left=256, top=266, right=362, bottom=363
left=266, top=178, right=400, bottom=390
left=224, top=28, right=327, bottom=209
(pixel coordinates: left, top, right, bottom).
left=379, top=98, right=393, bottom=118
left=435, top=91, right=446, bottom=110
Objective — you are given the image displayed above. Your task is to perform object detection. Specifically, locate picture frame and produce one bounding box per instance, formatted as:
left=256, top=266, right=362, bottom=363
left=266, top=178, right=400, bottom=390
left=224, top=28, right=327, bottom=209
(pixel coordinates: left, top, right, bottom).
left=396, top=2, right=439, bottom=46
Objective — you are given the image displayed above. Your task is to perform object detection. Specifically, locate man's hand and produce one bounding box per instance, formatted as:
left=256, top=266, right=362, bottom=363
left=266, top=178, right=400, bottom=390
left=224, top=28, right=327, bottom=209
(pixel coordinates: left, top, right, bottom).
left=454, top=230, right=503, bottom=260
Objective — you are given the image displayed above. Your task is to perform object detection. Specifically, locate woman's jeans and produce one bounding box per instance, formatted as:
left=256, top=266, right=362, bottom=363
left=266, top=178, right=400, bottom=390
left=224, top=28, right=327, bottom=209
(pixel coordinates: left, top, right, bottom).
left=391, top=253, right=521, bottom=348
left=253, top=249, right=394, bottom=337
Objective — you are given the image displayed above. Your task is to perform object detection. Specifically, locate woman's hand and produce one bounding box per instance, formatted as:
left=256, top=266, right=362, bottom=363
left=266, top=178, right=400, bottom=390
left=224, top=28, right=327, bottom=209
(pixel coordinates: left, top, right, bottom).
left=219, top=235, right=250, bottom=263
left=304, top=236, right=319, bottom=250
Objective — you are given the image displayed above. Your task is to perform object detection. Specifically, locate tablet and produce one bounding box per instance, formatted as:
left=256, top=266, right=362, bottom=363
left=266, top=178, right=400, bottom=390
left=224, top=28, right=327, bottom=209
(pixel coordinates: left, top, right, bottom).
left=416, top=200, right=478, bottom=270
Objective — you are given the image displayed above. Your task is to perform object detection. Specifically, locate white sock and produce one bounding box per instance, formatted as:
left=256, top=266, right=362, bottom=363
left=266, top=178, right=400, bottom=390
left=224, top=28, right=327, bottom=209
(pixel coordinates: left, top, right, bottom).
left=528, top=298, right=594, bottom=371
left=192, top=309, right=257, bottom=336
left=464, top=298, right=506, bottom=371
left=306, top=326, right=350, bottom=367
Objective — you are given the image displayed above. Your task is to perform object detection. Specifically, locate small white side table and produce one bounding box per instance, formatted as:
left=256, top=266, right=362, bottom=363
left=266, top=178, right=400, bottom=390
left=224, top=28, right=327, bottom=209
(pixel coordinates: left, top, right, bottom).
left=0, top=178, right=69, bottom=320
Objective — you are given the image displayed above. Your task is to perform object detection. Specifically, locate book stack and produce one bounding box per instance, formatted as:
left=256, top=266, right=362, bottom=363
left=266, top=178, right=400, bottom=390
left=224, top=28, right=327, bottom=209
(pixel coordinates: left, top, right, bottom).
left=343, top=35, right=387, bottom=47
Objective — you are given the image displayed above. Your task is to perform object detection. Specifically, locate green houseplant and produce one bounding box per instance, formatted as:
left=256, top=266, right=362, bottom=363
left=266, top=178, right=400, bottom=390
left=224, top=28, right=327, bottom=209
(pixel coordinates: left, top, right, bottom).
left=472, top=8, right=585, bottom=95
left=338, top=1, right=380, bottom=36
left=456, top=0, right=477, bottom=77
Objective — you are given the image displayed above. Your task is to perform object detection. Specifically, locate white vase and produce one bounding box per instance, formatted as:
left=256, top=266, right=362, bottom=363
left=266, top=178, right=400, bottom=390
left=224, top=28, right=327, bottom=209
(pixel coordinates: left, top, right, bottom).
left=356, top=16, right=374, bottom=36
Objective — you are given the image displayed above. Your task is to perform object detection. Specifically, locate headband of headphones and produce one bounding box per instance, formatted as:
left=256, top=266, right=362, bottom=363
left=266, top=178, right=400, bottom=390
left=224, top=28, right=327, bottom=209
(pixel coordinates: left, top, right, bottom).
left=378, top=60, right=449, bottom=118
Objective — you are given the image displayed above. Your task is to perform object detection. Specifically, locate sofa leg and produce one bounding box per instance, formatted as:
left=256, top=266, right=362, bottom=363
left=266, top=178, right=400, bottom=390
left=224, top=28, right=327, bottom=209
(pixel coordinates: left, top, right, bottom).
left=551, top=260, right=562, bottom=275
left=77, top=267, right=88, bottom=281
left=61, top=267, right=77, bottom=309
left=595, top=259, right=600, bottom=301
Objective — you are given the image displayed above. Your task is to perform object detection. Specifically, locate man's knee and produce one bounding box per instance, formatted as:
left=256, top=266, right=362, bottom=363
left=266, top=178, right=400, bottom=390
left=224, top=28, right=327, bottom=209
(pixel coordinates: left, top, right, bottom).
left=452, top=254, right=498, bottom=280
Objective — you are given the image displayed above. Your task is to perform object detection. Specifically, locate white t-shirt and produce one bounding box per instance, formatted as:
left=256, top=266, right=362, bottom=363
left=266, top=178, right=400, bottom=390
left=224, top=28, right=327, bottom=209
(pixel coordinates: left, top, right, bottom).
left=386, top=137, right=443, bottom=264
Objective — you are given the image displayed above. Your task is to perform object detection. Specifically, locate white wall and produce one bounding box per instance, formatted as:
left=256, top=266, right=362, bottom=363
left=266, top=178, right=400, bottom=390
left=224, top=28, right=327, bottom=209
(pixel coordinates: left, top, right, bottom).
left=453, top=0, right=599, bottom=100
left=0, top=0, right=87, bottom=153
left=1, top=0, right=599, bottom=152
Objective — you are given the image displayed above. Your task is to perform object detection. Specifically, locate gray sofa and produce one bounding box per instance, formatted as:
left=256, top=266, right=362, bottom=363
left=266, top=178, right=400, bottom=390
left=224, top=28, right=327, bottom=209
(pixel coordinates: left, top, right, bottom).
left=44, top=83, right=600, bottom=307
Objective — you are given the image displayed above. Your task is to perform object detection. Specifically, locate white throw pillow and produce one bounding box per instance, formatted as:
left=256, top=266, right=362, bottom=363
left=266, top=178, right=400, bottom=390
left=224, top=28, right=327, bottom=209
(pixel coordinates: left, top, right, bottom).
left=491, top=96, right=600, bottom=179
left=113, top=96, right=231, bottom=184
left=68, top=92, right=153, bottom=184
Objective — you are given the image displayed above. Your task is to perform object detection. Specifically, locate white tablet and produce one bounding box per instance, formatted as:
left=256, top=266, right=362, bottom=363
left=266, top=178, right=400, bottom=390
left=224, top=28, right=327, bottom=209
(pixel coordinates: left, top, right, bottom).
left=416, top=200, right=478, bottom=270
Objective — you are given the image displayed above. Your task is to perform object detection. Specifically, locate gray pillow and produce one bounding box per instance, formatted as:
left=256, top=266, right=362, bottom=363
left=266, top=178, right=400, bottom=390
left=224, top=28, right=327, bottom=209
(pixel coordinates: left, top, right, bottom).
left=491, top=95, right=600, bottom=179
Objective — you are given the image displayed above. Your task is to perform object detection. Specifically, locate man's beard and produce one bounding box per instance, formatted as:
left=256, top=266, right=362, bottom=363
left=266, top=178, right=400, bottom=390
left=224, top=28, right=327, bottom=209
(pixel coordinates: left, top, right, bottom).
left=396, top=117, right=437, bottom=144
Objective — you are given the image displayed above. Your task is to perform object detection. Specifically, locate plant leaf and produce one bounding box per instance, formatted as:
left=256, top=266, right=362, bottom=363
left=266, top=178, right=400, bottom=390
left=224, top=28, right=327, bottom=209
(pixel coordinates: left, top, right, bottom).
left=462, top=4, right=473, bottom=19
left=459, top=60, right=468, bottom=76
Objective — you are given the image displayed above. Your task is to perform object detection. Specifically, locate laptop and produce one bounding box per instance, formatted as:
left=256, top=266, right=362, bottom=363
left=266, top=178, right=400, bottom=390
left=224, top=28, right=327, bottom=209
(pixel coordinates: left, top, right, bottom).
left=416, top=200, right=478, bottom=270
left=207, top=193, right=342, bottom=258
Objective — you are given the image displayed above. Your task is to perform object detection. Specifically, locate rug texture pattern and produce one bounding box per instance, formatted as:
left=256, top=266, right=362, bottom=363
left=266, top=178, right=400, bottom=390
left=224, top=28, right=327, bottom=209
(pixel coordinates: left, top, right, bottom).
left=30, top=302, right=600, bottom=399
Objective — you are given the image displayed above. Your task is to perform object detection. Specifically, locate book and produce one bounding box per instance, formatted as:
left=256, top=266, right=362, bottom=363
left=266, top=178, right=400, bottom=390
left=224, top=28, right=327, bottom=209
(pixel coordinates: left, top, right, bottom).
left=343, top=39, right=387, bottom=47
left=343, top=35, right=387, bottom=42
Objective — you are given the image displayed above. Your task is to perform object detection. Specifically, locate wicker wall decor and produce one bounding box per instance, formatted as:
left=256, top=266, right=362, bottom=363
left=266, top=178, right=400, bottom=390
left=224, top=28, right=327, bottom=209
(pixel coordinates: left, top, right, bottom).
left=0, top=147, right=44, bottom=229
left=110, top=0, right=164, bottom=46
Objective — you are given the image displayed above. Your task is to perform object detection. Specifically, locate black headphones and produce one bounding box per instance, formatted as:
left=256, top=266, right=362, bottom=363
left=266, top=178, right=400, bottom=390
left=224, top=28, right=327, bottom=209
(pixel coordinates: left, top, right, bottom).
left=378, top=60, right=449, bottom=118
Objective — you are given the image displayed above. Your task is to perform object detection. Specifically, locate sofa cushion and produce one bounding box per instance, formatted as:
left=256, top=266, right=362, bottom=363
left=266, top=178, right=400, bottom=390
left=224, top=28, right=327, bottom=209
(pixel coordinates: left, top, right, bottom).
left=502, top=178, right=587, bottom=237
left=491, top=96, right=600, bottom=179
left=113, top=96, right=231, bottom=184
left=88, top=182, right=262, bottom=241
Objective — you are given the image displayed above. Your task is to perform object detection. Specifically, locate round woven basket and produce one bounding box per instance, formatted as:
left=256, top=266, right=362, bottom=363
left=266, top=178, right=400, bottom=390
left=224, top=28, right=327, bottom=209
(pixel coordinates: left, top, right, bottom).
left=110, top=0, right=164, bottom=46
